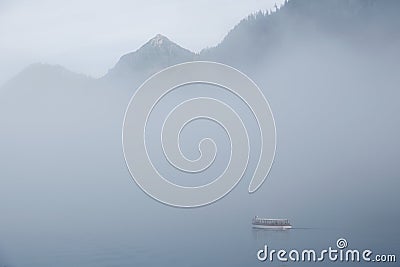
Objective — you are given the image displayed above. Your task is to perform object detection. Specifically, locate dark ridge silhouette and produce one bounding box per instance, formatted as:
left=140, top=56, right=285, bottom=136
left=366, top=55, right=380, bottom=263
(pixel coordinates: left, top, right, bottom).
left=200, top=0, right=400, bottom=68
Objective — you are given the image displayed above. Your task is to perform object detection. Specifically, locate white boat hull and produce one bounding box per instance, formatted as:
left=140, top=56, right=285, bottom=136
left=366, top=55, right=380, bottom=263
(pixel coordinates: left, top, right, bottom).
left=252, top=225, right=292, bottom=229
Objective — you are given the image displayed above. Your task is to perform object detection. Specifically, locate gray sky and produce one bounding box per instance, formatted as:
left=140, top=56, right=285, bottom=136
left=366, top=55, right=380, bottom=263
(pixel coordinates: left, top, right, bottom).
left=0, top=0, right=284, bottom=85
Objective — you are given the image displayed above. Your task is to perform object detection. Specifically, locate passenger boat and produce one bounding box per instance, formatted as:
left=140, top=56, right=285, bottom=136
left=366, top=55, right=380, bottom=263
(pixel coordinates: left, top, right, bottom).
left=252, top=216, right=292, bottom=229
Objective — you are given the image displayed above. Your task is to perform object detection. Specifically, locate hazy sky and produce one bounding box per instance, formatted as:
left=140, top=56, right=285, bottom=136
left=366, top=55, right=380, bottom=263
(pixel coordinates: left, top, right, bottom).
left=0, top=0, right=284, bottom=84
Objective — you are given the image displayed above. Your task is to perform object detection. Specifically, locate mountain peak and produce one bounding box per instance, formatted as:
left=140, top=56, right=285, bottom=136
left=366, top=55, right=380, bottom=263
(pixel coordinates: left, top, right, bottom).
left=148, top=34, right=170, bottom=47
left=105, top=34, right=196, bottom=84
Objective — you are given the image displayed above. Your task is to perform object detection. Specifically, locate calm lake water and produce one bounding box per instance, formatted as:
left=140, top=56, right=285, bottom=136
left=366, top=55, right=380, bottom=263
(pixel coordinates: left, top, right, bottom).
left=1, top=183, right=398, bottom=267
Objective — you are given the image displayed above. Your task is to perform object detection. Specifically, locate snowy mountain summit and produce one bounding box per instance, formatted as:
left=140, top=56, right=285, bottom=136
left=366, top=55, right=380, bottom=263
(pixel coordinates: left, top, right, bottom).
left=105, top=34, right=195, bottom=84
left=149, top=34, right=169, bottom=47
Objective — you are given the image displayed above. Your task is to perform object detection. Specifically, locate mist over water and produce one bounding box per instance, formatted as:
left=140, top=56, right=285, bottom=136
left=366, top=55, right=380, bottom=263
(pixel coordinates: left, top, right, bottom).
left=0, top=1, right=399, bottom=266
